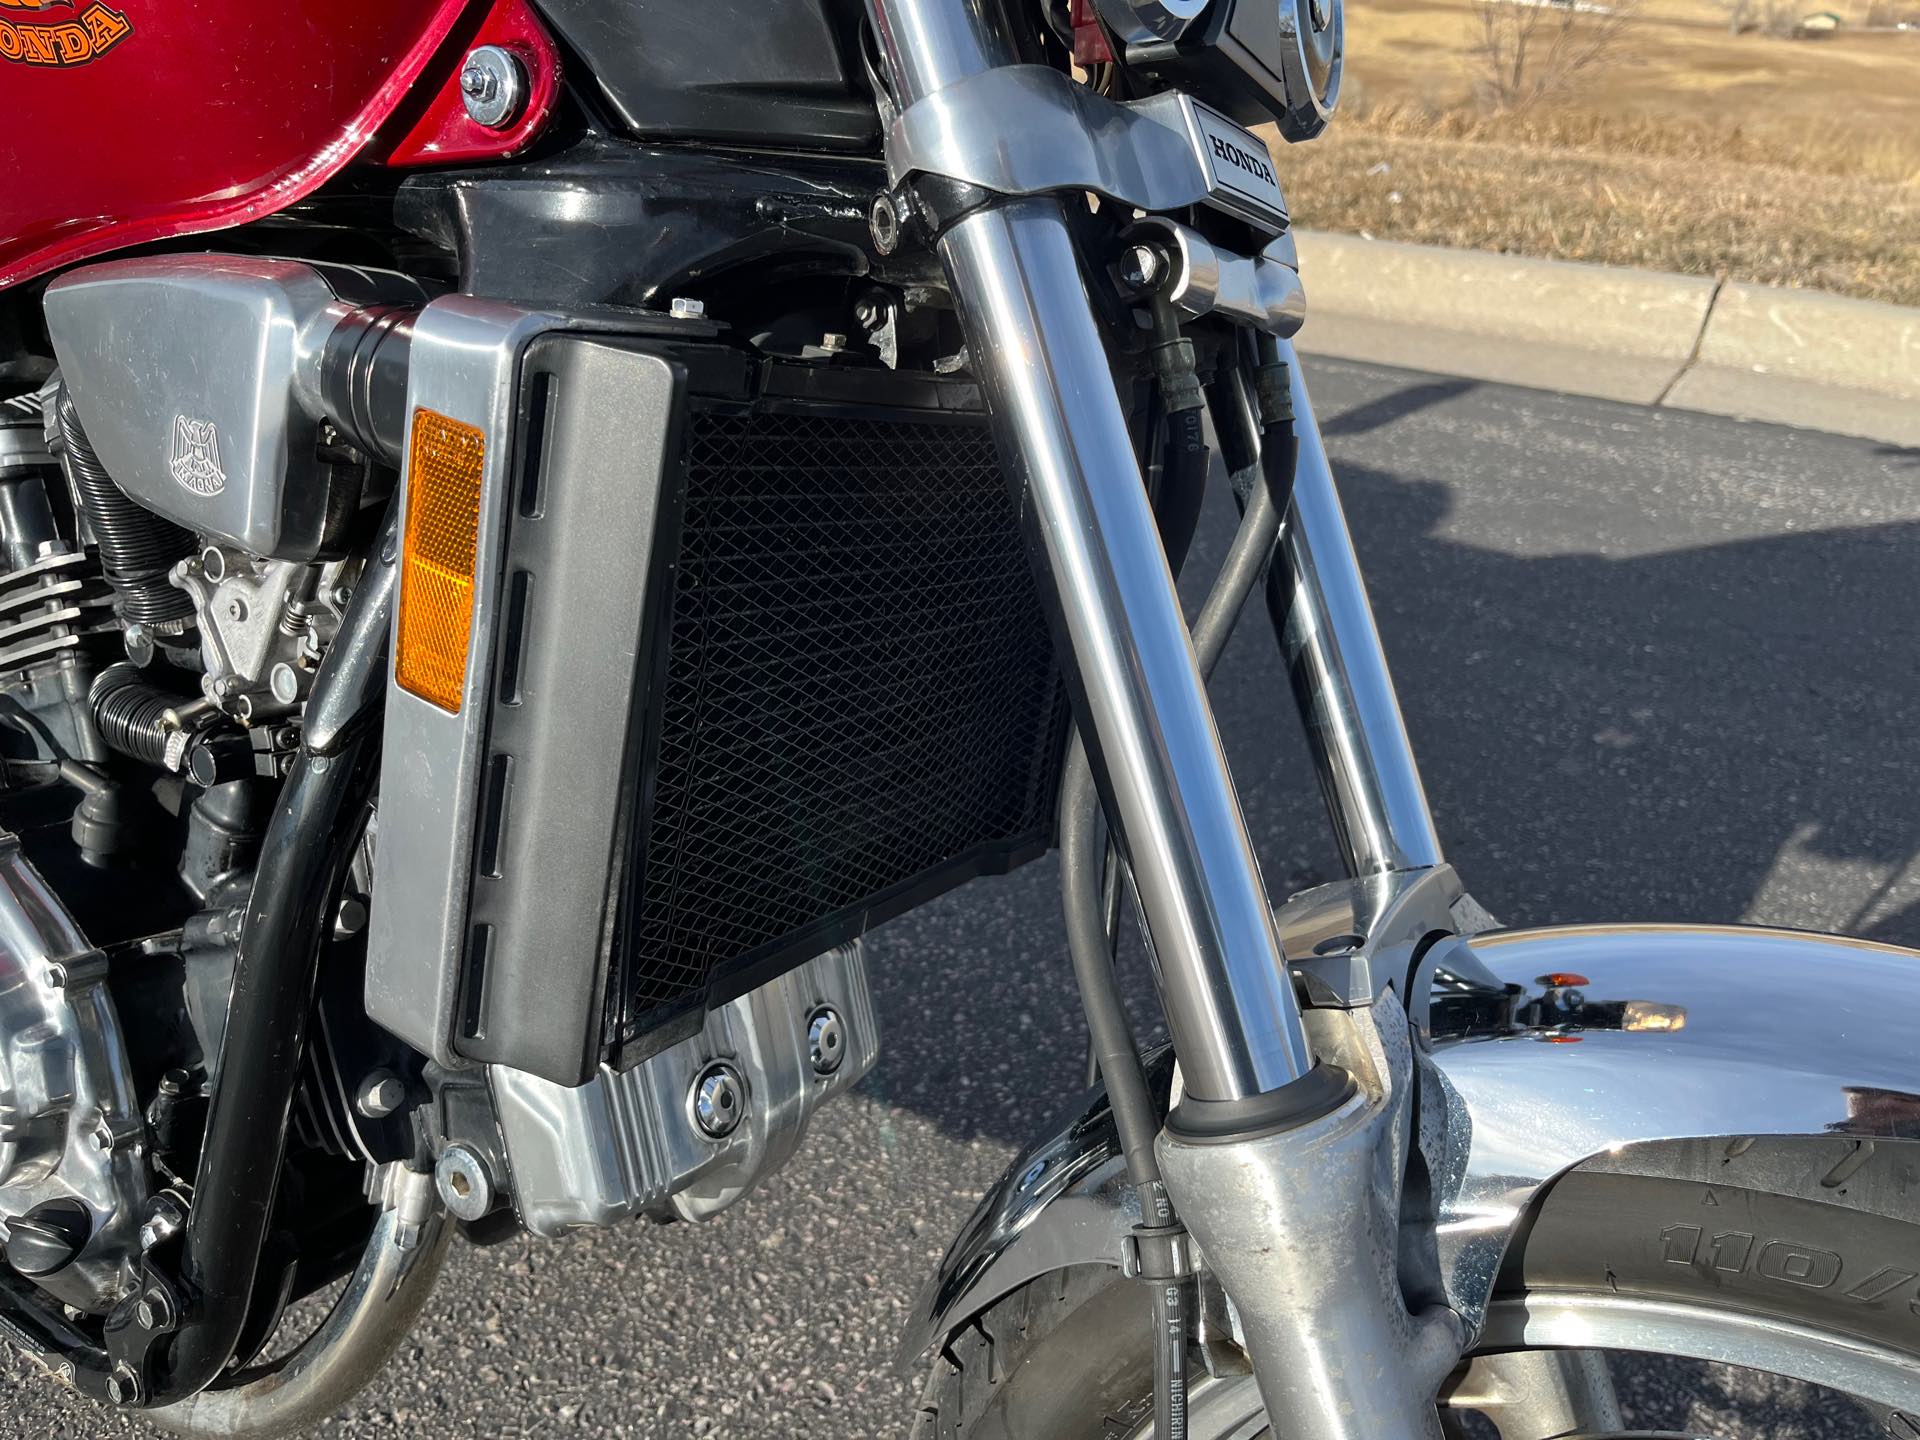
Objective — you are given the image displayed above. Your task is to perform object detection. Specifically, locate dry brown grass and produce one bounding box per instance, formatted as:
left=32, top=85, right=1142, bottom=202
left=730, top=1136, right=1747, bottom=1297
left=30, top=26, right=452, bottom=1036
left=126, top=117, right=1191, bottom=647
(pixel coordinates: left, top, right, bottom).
left=1269, top=0, right=1920, bottom=303
left=1276, top=123, right=1920, bottom=303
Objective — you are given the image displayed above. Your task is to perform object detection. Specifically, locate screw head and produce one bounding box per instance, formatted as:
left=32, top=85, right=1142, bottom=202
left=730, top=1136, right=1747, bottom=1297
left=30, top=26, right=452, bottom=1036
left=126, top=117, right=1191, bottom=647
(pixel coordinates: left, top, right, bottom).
left=690, top=1063, right=746, bottom=1139
left=355, top=1070, right=406, bottom=1119
left=459, top=45, right=527, bottom=129
left=225, top=596, right=246, bottom=623
left=1118, top=243, right=1165, bottom=293
left=435, top=1145, right=494, bottom=1221
left=808, top=1007, right=846, bottom=1076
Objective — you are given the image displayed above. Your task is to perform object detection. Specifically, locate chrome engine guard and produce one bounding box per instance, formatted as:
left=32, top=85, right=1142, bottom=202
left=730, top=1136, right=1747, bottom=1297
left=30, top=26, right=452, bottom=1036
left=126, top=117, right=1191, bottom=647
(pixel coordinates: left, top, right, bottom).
left=903, top=887, right=1920, bottom=1368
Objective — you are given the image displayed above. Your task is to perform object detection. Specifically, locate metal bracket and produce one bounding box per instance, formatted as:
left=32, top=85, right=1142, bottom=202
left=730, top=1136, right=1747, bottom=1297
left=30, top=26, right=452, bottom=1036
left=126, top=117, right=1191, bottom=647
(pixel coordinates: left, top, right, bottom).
left=885, top=67, right=1291, bottom=235
left=1129, top=217, right=1306, bottom=338
left=1121, top=1223, right=1195, bottom=1281
left=1277, top=863, right=1470, bottom=1009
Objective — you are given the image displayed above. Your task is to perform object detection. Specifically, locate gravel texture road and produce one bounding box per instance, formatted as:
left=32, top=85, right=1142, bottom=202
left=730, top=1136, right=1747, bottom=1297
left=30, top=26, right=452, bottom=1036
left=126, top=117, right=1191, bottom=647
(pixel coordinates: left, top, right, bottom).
left=9, top=357, right=1917, bottom=1438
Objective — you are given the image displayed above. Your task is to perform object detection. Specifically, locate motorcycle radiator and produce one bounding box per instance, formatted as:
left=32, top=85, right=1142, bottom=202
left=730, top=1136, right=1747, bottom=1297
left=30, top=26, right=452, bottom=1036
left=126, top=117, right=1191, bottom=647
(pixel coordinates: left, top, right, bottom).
left=368, top=314, right=1069, bottom=1084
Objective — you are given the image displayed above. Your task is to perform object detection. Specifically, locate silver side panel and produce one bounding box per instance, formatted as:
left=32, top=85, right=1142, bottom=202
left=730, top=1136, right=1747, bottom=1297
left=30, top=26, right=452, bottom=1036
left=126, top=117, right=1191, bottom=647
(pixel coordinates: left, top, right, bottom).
left=363, top=298, right=559, bottom=1067
left=491, top=944, right=879, bottom=1234
left=901, top=919, right=1920, bottom=1362
left=43, top=256, right=354, bottom=560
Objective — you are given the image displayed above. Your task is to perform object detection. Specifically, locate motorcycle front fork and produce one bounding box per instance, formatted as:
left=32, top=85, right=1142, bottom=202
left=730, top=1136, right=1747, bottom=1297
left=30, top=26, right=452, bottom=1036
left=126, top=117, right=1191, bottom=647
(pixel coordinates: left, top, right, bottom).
left=861, top=0, right=1590, bottom=1433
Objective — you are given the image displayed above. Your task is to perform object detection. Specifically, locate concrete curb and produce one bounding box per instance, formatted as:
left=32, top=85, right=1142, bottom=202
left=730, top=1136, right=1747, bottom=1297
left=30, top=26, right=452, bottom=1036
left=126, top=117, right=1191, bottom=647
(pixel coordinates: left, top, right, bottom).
left=1292, top=231, right=1920, bottom=448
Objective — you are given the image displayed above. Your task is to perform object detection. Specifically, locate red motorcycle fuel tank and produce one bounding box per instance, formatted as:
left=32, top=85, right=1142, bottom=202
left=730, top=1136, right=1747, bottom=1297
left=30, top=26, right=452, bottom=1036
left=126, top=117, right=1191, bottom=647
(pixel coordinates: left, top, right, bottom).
left=0, top=0, right=503, bottom=291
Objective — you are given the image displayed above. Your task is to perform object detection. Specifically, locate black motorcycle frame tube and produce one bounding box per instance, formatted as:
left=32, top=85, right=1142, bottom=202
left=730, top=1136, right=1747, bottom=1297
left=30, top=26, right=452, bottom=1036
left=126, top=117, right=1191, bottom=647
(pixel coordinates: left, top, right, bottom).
left=148, top=519, right=395, bottom=1403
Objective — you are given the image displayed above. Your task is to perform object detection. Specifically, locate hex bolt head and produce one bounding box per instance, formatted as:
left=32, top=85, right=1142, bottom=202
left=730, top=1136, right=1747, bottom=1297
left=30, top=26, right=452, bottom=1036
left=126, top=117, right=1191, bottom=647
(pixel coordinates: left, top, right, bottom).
left=690, top=1062, right=746, bottom=1139
left=459, top=45, right=528, bottom=130
left=355, top=1070, right=407, bottom=1119
left=335, top=896, right=370, bottom=939
left=133, top=1287, right=174, bottom=1332
left=106, top=1362, right=142, bottom=1406
left=808, top=1007, right=846, bottom=1076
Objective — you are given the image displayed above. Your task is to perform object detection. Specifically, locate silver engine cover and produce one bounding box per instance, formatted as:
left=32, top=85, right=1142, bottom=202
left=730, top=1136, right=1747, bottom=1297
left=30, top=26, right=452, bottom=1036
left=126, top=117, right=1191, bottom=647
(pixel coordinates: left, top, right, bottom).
left=491, top=944, right=879, bottom=1235
left=0, top=833, right=147, bottom=1312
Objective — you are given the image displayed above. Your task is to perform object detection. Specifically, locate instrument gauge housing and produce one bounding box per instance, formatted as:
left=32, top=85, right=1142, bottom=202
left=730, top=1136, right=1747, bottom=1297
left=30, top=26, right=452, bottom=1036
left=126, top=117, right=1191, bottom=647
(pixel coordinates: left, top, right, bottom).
left=1099, top=0, right=1344, bottom=141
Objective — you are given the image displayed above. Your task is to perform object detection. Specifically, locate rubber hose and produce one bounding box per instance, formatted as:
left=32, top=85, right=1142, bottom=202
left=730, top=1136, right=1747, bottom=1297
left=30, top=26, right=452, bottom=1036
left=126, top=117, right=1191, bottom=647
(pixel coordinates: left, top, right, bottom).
left=89, top=662, right=183, bottom=767
left=55, top=387, right=197, bottom=628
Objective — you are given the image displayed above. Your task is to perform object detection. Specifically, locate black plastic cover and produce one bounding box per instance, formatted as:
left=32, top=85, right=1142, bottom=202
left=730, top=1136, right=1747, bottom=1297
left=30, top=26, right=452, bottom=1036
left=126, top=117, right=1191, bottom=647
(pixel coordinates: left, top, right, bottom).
left=533, top=0, right=879, bottom=152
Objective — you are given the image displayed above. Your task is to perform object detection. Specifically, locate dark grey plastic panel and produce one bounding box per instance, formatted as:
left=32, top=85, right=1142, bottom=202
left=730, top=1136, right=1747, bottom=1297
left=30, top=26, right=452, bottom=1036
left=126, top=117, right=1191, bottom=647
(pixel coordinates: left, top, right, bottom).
left=456, top=336, right=683, bottom=1082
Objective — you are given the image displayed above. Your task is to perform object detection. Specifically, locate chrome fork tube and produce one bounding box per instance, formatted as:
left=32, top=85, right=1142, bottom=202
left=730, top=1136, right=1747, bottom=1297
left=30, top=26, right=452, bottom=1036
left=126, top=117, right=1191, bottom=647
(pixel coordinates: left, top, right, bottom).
left=946, top=203, right=1310, bottom=1101
left=864, top=0, right=1312, bottom=1101
left=1268, top=343, right=1443, bottom=877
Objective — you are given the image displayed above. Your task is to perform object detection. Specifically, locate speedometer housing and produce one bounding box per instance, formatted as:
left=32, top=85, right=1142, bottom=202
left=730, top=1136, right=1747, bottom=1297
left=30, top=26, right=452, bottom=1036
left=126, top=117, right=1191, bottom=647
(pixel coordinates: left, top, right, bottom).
left=1098, top=0, right=1344, bottom=141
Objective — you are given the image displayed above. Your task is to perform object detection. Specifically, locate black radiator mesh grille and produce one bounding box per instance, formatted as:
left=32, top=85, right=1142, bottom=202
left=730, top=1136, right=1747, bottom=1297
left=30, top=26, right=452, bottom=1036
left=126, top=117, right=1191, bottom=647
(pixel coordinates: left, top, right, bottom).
left=614, top=405, right=1067, bottom=1038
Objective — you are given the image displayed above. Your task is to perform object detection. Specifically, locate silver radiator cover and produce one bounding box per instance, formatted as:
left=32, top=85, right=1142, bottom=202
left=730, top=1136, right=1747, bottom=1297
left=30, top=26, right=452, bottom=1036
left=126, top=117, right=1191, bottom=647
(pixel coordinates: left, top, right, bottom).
left=490, top=943, right=878, bottom=1234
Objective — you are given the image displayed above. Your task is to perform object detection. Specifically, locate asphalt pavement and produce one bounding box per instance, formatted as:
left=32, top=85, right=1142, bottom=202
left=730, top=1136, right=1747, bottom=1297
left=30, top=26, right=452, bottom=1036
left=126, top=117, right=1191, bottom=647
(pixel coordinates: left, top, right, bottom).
left=10, top=357, right=1918, bottom=1438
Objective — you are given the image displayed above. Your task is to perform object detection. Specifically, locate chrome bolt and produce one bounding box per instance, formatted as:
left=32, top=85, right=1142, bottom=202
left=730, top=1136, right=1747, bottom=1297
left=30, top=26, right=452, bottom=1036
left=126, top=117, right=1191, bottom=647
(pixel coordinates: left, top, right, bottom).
left=106, top=1362, right=142, bottom=1406
left=139, top=1194, right=186, bottom=1252
left=355, top=1070, right=406, bottom=1119
left=459, top=45, right=527, bottom=130
left=819, top=333, right=848, bottom=354
left=869, top=193, right=902, bottom=256
left=1118, top=244, right=1165, bottom=292
left=434, top=1144, right=494, bottom=1221
left=808, top=1007, right=846, bottom=1076
left=690, top=1062, right=746, bottom=1139
left=123, top=624, right=154, bottom=667
left=133, top=1287, right=174, bottom=1332
left=669, top=296, right=706, bottom=320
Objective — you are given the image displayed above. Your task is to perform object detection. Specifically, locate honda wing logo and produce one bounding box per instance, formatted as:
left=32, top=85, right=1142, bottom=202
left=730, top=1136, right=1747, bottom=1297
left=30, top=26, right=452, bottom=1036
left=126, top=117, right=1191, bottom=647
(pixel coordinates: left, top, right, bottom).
left=169, top=416, right=226, bottom=496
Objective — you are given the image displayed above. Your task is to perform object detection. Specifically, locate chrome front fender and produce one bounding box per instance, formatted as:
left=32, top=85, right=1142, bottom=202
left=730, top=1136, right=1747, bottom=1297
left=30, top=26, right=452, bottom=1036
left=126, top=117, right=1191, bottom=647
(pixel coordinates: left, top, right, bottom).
left=903, top=920, right=1920, bottom=1361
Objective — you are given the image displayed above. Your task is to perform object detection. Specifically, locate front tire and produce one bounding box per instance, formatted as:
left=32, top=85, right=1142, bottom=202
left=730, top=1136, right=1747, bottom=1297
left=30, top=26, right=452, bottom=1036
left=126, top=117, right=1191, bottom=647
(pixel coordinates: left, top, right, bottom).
left=913, top=1134, right=1920, bottom=1438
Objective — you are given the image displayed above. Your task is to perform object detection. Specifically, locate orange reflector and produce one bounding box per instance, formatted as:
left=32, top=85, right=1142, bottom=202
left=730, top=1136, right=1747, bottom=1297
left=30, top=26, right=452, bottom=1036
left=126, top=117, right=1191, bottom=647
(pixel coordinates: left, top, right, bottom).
left=396, top=408, right=486, bottom=714
left=1536, top=972, right=1589, bottom=988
